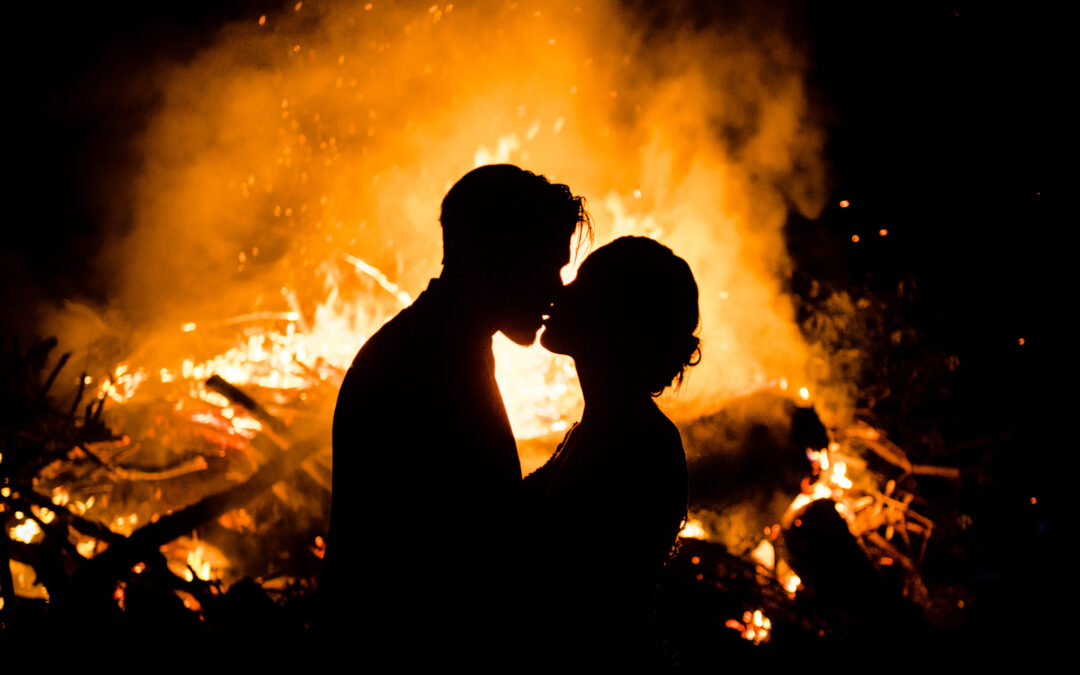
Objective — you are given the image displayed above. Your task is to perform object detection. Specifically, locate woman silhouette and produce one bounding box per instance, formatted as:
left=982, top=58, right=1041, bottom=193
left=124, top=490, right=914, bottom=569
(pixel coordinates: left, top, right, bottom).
left=524, top=236, right=701, bottom=666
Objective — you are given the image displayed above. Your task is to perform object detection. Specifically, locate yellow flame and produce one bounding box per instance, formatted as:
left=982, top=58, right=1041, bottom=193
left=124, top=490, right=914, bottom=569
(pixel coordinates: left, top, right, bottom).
left=99, top=364, right=149, bottom=404
left=730, top=608, right=772, bottom=645
left=110, top=513, right=140, bottom=536
left=186, top=546, right=214, bottom=582
left=10, top=519, right=43, bottom=544
left=31, top=505, right=56, bottom=524
left=784, top=574, right=800, bottom=593
left=749, top=539, right=775, bottom=570
left=679, top=518, right=707, bottom=540
left=65, top=494, right=94, bottom=516
left=8, top=560, right=49, bottom=600
left=55, top=0, right=835, bottom=444
left=832, top=461, right=853, bottom=490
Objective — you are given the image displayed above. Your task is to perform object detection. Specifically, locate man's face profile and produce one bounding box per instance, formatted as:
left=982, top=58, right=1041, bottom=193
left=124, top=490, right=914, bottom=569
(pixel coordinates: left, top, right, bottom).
left=493, top=228, right=573, bottom=346
left=439, top=164, right=585, bottom=346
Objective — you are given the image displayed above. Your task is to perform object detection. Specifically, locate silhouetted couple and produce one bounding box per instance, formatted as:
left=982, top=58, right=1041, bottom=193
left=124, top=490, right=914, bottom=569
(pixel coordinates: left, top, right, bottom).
left=325, top=164, right=700, bottom=667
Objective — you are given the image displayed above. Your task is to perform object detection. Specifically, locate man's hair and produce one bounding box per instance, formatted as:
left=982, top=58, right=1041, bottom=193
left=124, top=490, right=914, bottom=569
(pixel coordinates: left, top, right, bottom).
left=440, top=164, right=590, bottom=266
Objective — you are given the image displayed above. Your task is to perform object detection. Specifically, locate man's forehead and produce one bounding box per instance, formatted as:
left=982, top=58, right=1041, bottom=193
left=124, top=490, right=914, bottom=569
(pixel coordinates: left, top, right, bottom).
left=505, top=226, right=572, bottom=250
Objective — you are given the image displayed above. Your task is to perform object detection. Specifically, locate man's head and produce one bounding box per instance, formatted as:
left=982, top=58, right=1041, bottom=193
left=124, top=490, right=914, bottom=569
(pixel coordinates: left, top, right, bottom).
left=440, top=164, right=590, bottom=345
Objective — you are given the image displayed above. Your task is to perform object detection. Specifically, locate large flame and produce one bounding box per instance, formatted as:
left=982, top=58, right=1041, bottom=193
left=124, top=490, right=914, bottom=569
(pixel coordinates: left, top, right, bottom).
left=46, top=0, right=832, bottom=443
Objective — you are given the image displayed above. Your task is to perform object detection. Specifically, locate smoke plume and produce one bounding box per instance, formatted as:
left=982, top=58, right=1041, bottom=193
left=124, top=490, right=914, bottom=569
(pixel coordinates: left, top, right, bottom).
left=43, top=0, right=832, bottom=430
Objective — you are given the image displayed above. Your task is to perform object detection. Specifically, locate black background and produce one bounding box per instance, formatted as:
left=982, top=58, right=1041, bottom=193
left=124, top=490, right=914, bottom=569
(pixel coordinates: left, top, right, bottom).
left=3, top=0, right=1066, bottom=647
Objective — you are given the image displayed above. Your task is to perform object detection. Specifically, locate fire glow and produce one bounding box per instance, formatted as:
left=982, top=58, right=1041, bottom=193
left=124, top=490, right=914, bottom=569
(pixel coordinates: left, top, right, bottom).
left=20, top=0, right=844, bottom=607
left=53, top=0, right=829, bottom=432
left=726, top=609, right=772, bottom=645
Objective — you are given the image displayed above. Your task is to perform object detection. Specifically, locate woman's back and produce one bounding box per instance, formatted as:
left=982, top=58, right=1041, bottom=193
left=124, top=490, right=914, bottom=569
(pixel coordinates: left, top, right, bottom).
left=525, top=236, right=699, bottom=666
left=524, top=401, right=687, bottom=663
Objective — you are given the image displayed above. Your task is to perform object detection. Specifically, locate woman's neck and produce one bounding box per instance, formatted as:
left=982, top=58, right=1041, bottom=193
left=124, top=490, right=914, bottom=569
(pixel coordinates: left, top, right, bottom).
left=574, top=357, right=654, bottom=424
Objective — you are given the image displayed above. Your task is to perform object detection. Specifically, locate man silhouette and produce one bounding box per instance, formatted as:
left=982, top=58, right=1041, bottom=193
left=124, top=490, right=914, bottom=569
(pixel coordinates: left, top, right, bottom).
left=323, top=164, right=589, bottom=661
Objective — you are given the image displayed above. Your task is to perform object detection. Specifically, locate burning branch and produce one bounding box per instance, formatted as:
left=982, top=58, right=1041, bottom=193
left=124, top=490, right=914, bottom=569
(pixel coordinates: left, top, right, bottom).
left=206, top=374, right=288, bottom=437
left=73, top=434, right=324, bottom=589
left=71, top=376, right=327, bottom=595
left=846, top=421, right=960, bottom=480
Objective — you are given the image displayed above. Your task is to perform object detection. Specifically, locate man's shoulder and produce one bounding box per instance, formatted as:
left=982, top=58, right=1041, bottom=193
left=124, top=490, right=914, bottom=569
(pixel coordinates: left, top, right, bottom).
left=351, top=296, right=444, bottom=368
left=333, top=304, right=437, bottom=440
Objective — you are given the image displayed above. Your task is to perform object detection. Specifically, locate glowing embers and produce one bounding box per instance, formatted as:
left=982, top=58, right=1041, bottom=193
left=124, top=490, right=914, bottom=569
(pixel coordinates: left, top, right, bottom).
left=749, top=538, right=801, bottom=598
left=6, top=503, right=61, bottom=545
left=9, top=516, right=43, bottom=544
left=33, top=504, right=57, bottom=525
left=6, top=560, right=49, bottom=601
left=781, top=570, right=801, bottom=595
left=100, top=363, right=149, bottom=404
left=52, top=486, right=96, bottom=516
left=164, top=536, right=230, bottom=584
left=788, top=444, right=855, bottom=515
left=725, top=609, right=772, bottom=645
left=76, top=538, right=100, bottom=558
left=777, top=379, right=814, bottom=403
left=107, top=512, right=144, bottom=537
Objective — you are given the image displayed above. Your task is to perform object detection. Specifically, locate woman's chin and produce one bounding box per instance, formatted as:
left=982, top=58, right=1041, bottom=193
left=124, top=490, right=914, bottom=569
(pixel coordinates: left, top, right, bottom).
left=539, top=327, right=571, bottom=356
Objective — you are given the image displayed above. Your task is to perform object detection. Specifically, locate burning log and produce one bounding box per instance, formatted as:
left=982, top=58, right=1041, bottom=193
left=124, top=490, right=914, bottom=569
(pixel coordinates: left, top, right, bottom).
left=206, top=374, right=288, bottom=437
left=3, top=341, right=327, bottom=632
left=71, top=377, right=326, bottom=598
left=207, top=373, right=331, bottom=493
left=87, top=454, right=210, bottom=483
left=675, top=384, right=953, bottom=646
left=679, top=391, right=820, bottom=556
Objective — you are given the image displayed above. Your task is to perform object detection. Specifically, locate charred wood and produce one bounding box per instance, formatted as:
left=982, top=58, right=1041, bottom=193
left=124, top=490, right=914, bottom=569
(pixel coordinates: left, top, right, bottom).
left=71, top=432, right=325, bottom=595
left=206, top=374, right=287, bottom=436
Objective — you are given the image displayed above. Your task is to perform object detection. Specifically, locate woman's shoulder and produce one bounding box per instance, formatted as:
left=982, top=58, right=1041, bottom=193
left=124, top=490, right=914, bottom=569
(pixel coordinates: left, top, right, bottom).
left=627, top=403, right=683, bottom=445
left=608, top=405, right=685, bottom=472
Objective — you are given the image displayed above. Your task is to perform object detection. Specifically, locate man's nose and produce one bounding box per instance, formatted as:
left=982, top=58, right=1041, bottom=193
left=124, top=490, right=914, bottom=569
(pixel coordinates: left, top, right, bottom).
left=555, top=264, right=572, bottom=288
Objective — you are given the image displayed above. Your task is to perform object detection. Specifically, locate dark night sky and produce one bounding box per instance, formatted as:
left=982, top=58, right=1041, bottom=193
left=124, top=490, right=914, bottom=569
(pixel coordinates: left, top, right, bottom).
left=1, top=1, right=1067, bottom=648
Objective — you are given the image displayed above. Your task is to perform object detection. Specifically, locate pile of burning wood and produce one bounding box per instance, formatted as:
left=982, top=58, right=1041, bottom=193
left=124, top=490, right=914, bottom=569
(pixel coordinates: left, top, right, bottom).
left=1, top=334, right=333, bottom=638
left=2, top=326, right=961, bottom=655
left=670, top=390, right=961, bottom=660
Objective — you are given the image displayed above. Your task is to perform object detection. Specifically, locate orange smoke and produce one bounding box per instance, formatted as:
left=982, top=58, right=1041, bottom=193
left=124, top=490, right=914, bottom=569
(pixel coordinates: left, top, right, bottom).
left=44, top=0, right=835, bottom=439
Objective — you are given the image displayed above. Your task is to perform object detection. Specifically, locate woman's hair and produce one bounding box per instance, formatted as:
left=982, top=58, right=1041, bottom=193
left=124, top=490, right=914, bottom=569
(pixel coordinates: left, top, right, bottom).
left=578, top=236, right=701, bottom=395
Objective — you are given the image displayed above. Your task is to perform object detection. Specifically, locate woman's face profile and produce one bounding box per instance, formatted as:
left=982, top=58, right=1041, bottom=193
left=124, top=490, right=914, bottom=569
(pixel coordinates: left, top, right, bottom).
left=539, top=273, right=586, bottom=358
left=540, top=236, right=699, bottom=395
left=540, top=247, right=623, bottom=359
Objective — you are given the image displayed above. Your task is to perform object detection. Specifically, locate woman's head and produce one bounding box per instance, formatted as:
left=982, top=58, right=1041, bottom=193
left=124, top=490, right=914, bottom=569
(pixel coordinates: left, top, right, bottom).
left=541, top=236, right=701, bottom=395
